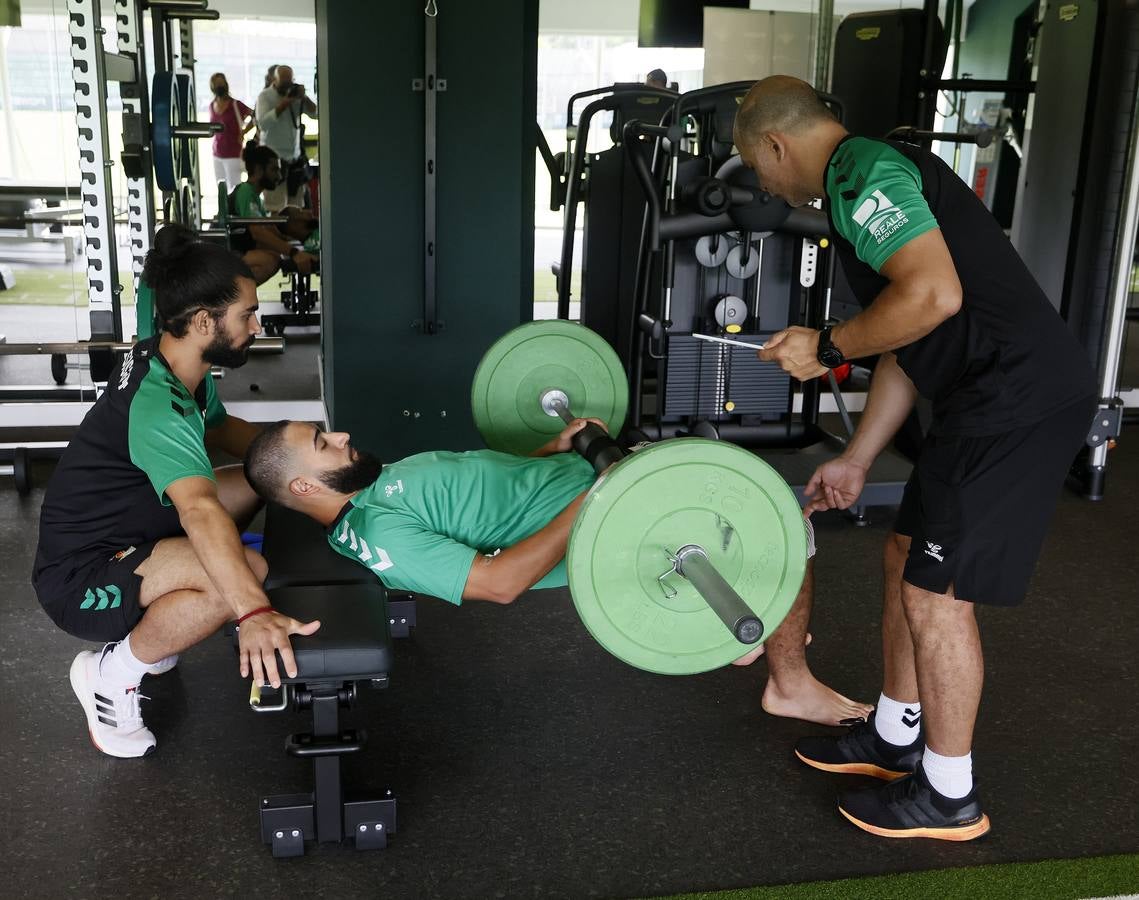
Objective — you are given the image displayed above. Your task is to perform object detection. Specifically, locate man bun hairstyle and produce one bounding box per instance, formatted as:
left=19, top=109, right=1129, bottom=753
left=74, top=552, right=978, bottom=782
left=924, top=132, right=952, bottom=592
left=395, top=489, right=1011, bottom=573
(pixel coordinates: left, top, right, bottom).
left=141, top=224, right=254, bottom=338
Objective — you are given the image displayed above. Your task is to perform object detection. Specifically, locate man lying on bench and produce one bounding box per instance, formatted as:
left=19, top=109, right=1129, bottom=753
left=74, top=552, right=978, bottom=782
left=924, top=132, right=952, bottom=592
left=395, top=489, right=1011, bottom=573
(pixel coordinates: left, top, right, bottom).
left=243, top=422, right=871, bottom=726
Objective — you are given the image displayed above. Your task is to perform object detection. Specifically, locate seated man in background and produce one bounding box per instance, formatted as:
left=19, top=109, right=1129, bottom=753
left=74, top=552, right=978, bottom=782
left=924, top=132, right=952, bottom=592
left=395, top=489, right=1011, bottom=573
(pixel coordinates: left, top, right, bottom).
left=228, top=144, right=318, bottom=285
left=33, top=225, right=317, bottom=759
left=243, top=420, right=871, bottom=726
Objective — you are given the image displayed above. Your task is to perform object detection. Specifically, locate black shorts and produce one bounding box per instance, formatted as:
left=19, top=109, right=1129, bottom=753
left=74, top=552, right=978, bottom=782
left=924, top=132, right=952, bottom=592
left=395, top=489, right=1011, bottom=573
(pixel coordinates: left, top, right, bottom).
left=35, top=541, right=162, bottom=642
left=894, top=397, right=1095, bottom=606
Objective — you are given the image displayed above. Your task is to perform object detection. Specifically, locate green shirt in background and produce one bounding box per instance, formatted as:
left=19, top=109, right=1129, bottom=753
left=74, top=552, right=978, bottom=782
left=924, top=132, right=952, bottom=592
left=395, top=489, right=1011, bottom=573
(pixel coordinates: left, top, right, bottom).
left=232, top=181, right=268, bottom=219
left=327, top=450, right=596, bottom=604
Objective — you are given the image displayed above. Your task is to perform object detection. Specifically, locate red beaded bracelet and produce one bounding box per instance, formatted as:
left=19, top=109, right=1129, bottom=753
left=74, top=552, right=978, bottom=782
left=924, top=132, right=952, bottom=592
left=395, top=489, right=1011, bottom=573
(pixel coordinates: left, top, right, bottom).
left=236, top=605, right=273, bottom=626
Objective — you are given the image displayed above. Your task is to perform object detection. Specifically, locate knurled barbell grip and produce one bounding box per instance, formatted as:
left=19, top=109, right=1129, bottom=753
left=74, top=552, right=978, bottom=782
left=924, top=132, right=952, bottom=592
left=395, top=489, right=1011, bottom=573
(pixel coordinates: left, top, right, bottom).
left=675, top=545, right=763, bottom=644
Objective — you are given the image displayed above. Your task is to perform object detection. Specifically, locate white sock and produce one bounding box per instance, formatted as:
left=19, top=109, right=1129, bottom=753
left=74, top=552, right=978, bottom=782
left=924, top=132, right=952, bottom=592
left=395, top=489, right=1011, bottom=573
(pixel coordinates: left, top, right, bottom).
left=147, top=654, right=178, bottom=673
left=97, top=634, right=152, bottom=688
left=922, top=747, right=973, bottom=799
left=874, top=693, right=922, bottom=746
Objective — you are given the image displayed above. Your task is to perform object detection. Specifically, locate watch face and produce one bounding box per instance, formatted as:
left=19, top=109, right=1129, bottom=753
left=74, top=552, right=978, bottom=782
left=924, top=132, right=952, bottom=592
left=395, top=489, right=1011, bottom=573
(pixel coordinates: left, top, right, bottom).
left=819, top=347, right=844, bottom=368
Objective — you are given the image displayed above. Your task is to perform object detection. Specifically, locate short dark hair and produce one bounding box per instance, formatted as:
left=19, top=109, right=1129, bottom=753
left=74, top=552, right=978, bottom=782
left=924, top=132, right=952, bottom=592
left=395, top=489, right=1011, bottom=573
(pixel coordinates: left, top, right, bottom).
left=141, top=224, right=254, bottom=338
left=734, top=75, right=836, bottom=149
left=244, top=420, right=295, bottom=506
left=647, top=68, right=668, bottom=84
left=242, top=143, right=278, bottom=175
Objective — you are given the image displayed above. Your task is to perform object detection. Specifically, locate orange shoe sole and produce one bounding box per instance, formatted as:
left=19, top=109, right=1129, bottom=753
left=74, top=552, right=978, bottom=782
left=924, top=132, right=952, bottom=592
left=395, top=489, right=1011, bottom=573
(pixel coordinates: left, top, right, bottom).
left=838, top=806, right=992, bottom=841
left=794, top=749, right=912, bottom=781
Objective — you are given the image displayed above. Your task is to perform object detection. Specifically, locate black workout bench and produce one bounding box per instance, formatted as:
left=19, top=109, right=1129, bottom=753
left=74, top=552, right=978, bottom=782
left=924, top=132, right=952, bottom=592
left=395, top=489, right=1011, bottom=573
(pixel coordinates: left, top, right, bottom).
left=238, top=503, right=416, bottom=858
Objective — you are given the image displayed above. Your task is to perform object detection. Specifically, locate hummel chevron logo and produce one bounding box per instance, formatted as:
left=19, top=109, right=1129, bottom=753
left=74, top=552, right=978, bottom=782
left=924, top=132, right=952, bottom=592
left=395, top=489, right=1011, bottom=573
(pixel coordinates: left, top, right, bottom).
left=338, top=522, right=393, bottom=573
left=902, top=708, right=922, bottom=729
left=924, top=542, right=945, bottom=563
left=80, top=585, right=122, bottom=611
left=368, top=546, right=394, bottom=573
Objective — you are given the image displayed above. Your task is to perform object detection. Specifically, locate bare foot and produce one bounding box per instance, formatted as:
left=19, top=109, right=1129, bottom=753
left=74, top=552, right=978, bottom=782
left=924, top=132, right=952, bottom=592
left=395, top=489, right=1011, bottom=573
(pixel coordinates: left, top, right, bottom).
left=761, top=675, right=874, bottom=727
left=732, top=632, right=812, bottom=666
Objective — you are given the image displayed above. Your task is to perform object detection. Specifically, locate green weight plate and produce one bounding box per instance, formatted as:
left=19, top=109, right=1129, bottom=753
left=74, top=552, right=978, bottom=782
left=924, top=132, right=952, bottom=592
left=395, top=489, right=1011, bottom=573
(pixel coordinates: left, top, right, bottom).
left=471, top=321, right=628, bottom=455
left=567, top=439, right=807, bottom=675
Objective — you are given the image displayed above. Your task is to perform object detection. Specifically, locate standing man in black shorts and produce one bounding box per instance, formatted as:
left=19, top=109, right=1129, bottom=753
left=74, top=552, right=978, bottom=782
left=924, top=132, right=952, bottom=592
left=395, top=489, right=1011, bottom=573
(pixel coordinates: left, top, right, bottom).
left=733, top=76, right=1096, bottom=840
left=33, top=225, right=318, bottom=759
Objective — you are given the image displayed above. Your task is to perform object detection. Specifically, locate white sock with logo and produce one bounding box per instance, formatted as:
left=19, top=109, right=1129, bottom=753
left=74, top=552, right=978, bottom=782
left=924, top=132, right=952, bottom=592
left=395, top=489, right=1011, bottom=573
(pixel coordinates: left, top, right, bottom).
left=97, top=634, right=152, bottom=689
left=873, top=693, right=922, bottom=746
left=922, top=747, right=973, bottom=799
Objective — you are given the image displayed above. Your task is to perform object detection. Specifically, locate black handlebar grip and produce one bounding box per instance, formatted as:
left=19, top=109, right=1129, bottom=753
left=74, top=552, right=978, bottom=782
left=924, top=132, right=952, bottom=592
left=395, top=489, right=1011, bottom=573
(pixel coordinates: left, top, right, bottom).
left=571, top=423, right=628, bottom=475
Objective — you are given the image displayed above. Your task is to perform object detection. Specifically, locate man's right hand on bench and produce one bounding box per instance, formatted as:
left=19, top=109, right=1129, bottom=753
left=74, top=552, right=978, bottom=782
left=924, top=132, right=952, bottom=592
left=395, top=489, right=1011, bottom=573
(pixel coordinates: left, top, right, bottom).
left=237, top=606, right=321, bottom=689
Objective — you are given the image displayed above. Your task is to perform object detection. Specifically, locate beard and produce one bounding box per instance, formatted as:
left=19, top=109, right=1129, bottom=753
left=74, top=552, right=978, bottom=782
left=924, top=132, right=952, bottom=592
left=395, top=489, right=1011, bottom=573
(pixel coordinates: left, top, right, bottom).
left=201, top=326, right=255, bottom=368
left=319, top=447, right=384, bottom=494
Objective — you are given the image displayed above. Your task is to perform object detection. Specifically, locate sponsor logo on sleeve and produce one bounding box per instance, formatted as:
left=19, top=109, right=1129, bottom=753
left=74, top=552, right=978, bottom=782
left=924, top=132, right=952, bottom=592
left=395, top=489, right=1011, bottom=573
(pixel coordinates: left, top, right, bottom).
left=852, top=189, right=909, bottom=245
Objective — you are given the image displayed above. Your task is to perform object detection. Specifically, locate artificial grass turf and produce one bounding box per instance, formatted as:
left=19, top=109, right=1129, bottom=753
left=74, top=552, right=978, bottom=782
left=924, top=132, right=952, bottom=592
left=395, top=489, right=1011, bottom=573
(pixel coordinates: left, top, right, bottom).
left=654, top=854, right=1139, bottom=900
left=0, top=266, right=135, bottom=307
left=0, top=267, right=314, bottom=307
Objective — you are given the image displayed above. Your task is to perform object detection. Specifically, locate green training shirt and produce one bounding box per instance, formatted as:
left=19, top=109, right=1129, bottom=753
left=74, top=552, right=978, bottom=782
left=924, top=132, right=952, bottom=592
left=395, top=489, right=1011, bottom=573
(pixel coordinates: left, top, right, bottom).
left=826, top=137, right=939, bottom=273
left=231, top=181, right=268, bottom=218
left=35, top=336, right=226, bottom=586
left=326, top=450, right=596, bottom=604
left=825, top=136, right=1095, bottom=435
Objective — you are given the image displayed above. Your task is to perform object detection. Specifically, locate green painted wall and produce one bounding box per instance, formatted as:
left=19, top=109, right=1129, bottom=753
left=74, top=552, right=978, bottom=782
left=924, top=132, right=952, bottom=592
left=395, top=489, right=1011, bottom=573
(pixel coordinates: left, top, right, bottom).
left=316, top=0, right=537, bottom=459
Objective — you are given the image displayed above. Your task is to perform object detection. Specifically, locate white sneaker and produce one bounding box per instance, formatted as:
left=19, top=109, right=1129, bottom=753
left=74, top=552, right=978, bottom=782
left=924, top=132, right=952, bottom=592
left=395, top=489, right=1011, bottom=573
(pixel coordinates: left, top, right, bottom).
left=147, top=655, right=179, bottom=676
left=69, top=648, right=157, bottom=758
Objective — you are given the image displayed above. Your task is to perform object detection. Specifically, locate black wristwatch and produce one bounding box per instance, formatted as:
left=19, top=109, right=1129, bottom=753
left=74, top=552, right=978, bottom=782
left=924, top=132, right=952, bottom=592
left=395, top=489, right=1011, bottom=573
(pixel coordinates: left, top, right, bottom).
left=816, top=325, right=846, bottom=369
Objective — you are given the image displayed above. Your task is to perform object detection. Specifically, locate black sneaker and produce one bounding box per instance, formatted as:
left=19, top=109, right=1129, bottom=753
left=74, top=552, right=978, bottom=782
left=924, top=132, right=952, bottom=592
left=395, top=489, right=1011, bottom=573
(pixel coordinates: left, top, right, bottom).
left=837, top=763, right=991, bottom=841
left=794, top=714, right=922, bottom=780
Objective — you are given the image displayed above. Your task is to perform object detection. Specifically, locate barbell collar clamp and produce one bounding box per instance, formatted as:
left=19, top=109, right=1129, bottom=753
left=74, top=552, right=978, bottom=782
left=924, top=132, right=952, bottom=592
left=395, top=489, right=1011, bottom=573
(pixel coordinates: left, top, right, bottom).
left=674, top=544, right=764, bottom=645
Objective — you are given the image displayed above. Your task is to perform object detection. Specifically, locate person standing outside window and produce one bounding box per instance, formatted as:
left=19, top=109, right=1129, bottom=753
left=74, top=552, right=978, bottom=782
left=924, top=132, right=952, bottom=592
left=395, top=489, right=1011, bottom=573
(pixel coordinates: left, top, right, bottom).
left=207, top=73, right=255, bottom=191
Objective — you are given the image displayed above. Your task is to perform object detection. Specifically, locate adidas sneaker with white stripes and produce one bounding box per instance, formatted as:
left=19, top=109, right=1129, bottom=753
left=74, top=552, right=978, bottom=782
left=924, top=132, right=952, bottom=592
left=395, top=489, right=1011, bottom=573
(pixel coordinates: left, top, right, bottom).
left=69, top=648, right=156, bottom=758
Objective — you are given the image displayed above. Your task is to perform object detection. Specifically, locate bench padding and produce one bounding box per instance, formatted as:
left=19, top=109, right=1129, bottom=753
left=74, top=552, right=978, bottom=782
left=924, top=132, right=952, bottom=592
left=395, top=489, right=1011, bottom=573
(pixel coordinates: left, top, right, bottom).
left=269, top=583, right=393, bottom=681
left=263, top=503, right=374, bottom=590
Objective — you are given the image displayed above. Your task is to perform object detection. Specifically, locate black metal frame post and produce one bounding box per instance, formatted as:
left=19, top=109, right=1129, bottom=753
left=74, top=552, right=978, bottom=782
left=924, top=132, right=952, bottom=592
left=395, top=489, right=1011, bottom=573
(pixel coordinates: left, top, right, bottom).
left=414, top=1, right=444, bottom=335
left=310, top=691, right=344, bottom=842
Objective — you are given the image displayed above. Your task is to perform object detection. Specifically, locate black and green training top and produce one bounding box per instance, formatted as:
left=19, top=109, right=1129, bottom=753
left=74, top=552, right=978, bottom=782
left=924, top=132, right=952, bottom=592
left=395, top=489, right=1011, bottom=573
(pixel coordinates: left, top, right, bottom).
left=826, top=136, right=1096, bottom=436
left=33, top=336, right=227, bottom=585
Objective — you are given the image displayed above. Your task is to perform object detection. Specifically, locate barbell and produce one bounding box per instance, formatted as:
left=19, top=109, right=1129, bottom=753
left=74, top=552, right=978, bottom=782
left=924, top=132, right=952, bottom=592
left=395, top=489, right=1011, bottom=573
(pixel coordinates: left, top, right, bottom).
left=471, top=321, right=807, bottom=675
